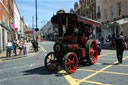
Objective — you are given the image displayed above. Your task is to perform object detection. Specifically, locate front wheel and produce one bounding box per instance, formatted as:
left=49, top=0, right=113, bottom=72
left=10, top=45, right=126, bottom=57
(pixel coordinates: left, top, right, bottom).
left=44, top=52, right=58, bottom=72
left=86, top=40, right=98, bottom=65
left=64, top=52, right=78, bottom=74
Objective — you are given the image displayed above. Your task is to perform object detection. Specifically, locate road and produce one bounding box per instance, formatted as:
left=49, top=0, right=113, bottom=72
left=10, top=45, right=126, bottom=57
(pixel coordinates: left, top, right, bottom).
left=0, top=41, right=128, bottom=85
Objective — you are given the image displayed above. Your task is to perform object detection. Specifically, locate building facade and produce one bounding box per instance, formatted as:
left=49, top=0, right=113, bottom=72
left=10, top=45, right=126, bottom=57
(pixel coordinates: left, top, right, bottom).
left=40, top=21, right=55, bottom=40
left=13, top=0, right=20, bottom=39
left=101, top=0, right=128, bottom=38
left=96, top=0, right=101, bottom=22
left=0, top=0, right=13, bottom=53
left=20, top=17, right=25, bottom=40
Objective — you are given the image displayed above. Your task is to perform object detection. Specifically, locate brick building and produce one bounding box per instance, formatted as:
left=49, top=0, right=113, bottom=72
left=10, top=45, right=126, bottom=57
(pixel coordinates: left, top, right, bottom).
left=74, top=0, right=96, bottom=20
left=0, top=0, right=14, bottom=53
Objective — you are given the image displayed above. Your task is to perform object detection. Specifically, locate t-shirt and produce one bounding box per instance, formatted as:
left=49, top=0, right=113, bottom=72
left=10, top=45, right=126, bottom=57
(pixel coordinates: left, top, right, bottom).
left=7, top=42, right=12, bottom=47
left=115, top=37, right=124, bottom=49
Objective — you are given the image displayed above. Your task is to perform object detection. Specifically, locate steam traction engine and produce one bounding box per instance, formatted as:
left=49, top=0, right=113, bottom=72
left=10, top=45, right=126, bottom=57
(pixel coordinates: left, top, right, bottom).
left=44, top=13, right=98, bottom=74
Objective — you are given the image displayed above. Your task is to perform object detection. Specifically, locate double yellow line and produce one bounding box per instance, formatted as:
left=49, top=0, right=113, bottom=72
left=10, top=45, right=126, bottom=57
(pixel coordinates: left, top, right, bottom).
left=60, top=54, right=128, bottom=85
left=0, top=59, right=2, bottom=62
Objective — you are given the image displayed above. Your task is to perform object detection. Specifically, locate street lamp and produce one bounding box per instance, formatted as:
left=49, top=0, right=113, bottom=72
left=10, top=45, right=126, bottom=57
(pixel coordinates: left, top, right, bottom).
left=35, top=0, right=38, bottom=31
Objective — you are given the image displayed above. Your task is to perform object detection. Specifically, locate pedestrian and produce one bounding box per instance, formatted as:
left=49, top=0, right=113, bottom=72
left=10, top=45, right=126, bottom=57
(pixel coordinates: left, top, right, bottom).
left=35, top=39, right=38, bottom=52
left=6, top=40, right=12, bottom=57
left=23, top=40, right=27, bottom=55
left=115, top=34, right=125, bottom=63
left=13, top=39, right=17, bottom=56
left=31, top=39, right=36, bottom=52
left=18, top=40, right=23, bottom=56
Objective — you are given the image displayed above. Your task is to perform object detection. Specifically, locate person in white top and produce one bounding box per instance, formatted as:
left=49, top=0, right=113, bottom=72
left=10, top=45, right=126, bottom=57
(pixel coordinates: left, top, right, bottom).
left=6, top=40, right=12, bottom=57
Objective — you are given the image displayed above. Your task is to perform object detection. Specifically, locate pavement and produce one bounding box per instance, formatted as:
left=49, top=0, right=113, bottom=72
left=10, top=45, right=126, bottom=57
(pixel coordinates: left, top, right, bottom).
left=0, top=42, right=39, bottom=61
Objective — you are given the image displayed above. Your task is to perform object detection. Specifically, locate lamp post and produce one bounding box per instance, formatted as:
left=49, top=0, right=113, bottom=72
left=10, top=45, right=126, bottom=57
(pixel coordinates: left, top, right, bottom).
left=35, top=0, right=39, bottom=40
left=35, top=0, right=38, bottom=30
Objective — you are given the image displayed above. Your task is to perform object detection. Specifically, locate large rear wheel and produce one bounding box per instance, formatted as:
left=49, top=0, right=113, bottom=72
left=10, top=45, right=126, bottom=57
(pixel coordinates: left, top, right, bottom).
left=44, top=52, right=58, bottom=72
left=86, top=40, right=98, bottom=65
left=64, top=52, right=78, bottom=74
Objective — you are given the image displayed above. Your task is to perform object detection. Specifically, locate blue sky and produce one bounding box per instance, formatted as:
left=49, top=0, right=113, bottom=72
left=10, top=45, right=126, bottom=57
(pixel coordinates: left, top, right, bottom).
left=16, top=0, right=79, bottom=29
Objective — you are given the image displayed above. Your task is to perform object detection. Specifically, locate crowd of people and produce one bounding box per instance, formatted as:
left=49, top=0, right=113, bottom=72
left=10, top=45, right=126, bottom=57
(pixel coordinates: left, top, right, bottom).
left=100, top=33, right=127, bottom=64
left=6, top=39, right=27, bottom=57
left=100, top=34, right=128, bottom=49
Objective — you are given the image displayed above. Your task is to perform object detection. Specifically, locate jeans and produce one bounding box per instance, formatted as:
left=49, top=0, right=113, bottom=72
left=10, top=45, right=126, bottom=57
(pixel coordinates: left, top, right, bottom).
left=23, top=47, right=27, bottom=55
left=6, top=46, right=11, bottom=57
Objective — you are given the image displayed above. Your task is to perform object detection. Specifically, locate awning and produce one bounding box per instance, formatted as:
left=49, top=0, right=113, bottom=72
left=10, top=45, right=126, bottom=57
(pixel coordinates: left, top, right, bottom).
left=0, top=21, right=12, bottom=31
left=78, top=16, right=101, bottom=27
left=11, top=23, right=18, bottom=31
left=24, top=31, right=33, bottom=34
left=15, top=28, right=18, bottom=31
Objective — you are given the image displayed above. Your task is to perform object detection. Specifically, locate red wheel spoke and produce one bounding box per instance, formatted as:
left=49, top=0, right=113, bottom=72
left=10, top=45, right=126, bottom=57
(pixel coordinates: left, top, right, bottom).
left=71, top=57, right=75, bottom=62
left=67, top=64, right=72, bottom=70
left=66, top=58, right=72, bottom=65
left=65, top=53, right=78, bottom=74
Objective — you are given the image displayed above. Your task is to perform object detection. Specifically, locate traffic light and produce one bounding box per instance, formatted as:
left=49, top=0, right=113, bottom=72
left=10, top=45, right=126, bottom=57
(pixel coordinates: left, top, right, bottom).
left=35, top=28, right=39, bottom=31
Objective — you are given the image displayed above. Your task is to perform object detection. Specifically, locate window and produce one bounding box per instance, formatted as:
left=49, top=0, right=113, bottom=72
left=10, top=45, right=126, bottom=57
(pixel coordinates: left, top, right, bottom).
left=117, top=2, right=121, bottom=16
left=104, top=9, right=107, bottom=20
left=8, top=20, right=9, bottom=26
left=2, top=13, right=5, bottom=22
left=104, top=0, right=107, bottom=3
left=87, top=0, right=89, bottom=5
left=110, top=6, right=114, bottom=18
left=97, top=6, right=101, bottom=18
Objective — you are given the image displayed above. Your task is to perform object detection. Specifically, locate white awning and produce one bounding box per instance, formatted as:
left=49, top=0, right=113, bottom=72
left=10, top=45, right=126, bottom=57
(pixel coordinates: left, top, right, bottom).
left=116, top=18, right=128, bottom=24
left=110, top=18, right=128, bottom=25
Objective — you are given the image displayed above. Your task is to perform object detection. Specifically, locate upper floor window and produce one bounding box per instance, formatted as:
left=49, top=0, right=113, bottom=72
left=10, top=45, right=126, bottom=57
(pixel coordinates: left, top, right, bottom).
left=87, top=0, right=89, bottom=5
left=104, top=9, right=107, bottom=20
left=104, top=0, right=107, bottom=3
left=2, top=13, right=5, bottom=22
left=97, top=6, right=101, bottom=18
left=117, top=2, right=121, bottom=16
left=110, top=6, right=114, bottom=18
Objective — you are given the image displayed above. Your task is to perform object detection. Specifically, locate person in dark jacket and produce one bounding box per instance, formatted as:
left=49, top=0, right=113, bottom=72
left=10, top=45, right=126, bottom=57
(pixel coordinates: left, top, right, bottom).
left=115, top=34, right=125, bottom=63
left=13, top=39, right=17, bottom=56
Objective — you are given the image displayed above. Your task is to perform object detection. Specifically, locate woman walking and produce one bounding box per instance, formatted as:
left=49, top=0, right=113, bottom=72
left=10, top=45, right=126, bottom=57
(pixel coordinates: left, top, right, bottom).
left=18, top=40, right=23, bottom=56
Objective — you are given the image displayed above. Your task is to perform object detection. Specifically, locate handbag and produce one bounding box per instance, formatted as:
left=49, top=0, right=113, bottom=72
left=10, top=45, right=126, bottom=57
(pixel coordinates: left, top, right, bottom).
left=123, top=42, right=127, bottom=49
left=10, top=46, right=14, bottom=50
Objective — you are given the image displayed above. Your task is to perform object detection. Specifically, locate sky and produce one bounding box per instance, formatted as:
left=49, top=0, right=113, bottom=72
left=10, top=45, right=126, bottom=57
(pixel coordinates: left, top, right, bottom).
left=16, top=0, right=79, bottom=29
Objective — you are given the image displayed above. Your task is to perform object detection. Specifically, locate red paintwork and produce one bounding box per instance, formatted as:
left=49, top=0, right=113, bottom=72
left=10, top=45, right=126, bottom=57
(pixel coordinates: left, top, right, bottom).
left=68, top=44, right=79, bottom=50
left=75, top=48, right=86, bottom=57
left=65, top=53, right=78, bottom=74
left=89, top=41, right=98, bottom=64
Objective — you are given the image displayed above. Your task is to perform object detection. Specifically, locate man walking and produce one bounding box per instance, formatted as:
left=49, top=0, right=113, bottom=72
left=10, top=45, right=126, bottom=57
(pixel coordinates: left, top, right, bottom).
left=13, top=39, right=17, bottom=56
left=115, top=34, right=125, bottom=63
